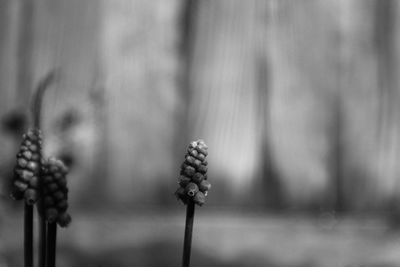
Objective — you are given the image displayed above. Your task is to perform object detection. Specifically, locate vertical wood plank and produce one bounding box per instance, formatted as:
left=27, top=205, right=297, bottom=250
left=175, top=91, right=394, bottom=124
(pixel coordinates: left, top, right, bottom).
left=101, top=0, right=182, bottom=204
left=266, top=0, right=342, bottom=208
left=186, top=0, right=264, bottom=204
left=31, top=0, right=103, bottom=205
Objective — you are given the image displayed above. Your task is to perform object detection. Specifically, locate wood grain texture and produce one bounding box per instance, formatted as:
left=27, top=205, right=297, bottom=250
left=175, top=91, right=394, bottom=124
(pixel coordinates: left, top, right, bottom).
left=101, top=0, right=182, bottom=204
left=186, top=0, right=264, bottom=203
left=1, top=1, right=400, bottom=209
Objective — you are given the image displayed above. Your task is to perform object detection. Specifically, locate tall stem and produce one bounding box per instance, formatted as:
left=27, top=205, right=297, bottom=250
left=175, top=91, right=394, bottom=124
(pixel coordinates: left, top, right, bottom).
left=31, top=70, right=58, bottom=267
left=182, top=201, right=195, bottom=267
left=47, top=223, right=57, bottom=267
left=24, top=204, right=33, bottom=267
left=32, top=71, right=57, bottom=129
left=38, top=217, right=47, bottom=267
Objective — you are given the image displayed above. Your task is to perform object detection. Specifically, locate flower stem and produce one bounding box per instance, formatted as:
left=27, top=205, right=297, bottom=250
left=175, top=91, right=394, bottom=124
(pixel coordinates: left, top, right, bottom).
left=182, top=200, right=195, bottom=267
left=32, top=70, right=58, bottom=129
left=47, top=222, right=57, bottom=267
left=31, top=70, right=58, bottom=267
left=24, top=203, right=33, bottom=267
left=38, top=216, right=47, bottom=267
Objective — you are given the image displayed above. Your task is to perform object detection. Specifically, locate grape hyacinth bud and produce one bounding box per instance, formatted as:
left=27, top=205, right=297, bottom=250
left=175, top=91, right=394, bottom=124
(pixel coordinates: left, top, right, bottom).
left=175, top=140, right=210, bottom=206
left=11, top=128, right=43, bottom=204
left=42, top=157, right=71, bottom=227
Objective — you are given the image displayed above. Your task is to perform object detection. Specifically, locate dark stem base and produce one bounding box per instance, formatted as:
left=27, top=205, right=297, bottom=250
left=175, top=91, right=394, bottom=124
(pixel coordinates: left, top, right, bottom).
left=39, top=216, right=47, bottom=267
left=47, top=223, right=57, bottom=267
left=182, top=201, right=195, bottom=267
left=24, top=204, right=33, bottom=267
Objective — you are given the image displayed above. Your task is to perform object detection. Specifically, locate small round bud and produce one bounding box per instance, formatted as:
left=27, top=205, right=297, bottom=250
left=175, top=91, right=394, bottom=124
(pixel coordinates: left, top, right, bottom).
left=19, top=170, right=34, bottom=182
left=43, top=175, right=53, bottom=184
left=31, top=153, right=40, bottom=161
left=57, top=178, right=67, bottom=187
left=27, top=131, right=37, bottom=141
left=24, top=140, right=32, bottom=147
left=197, top=164, right=207, bottom=174
left=183, top=166, right=196, bottom=177
left=18, top=158, right=28, bottom=168
left=57, top=199, right=68, bottom=211
left=14, top=180, right=28, bottom=191
left=53, top=191, right=64, bottom=201
left=46, top=208, right=58, bottom=223
left=195, top=146, right=208, bottom=156
left=193, top=191, right=206, bottom=206
left=29, top=176, right=39, bottom=188
left=26, top=161, right=39, bottom=172
left=44, top=196, right=55, bottom=207
left=24, top=189, right=39, bottom=205
left=193, top=159, right=202, bottom=168
left=49, top=165, right=58, bottom=173
left=14, top=168, right=23, bottom=176
left=189, top=149, right=199, bottom=158
left=188, top=141, right=197, bottom=149
left=199, top=180, right=211, bottom=192
left=22, top=151, right=32, bottom=160
left=47, top=183, right=58, bottom=192
left=54, top=172, right=62, bottom=180
left=175, top=187, right=186, bottom=199
left=57, top=213, right=71, bottom=227
left=185, top=183, right=199, bottom=197
left=191, top=172, right=204, bottom=183
left=179, top=176, right=191, bottom=187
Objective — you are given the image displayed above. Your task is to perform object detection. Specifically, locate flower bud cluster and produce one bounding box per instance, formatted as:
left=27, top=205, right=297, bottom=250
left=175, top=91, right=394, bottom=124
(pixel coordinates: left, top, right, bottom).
left=11, top=128, right=43, bottom=204
left=42, top=157, right=71, bottom=227
left=175, top=140, right=210, bottom=206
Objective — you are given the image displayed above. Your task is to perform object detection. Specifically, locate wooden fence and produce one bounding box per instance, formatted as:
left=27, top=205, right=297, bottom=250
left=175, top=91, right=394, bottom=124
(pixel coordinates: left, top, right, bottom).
left=1, top=0, right=400, bottom=211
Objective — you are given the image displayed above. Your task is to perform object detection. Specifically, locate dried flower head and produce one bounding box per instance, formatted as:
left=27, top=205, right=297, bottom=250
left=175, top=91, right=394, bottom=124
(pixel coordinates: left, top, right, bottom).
left=175, top=140, right=210, bottom=206
left=42, top=157, right=71, bottom=227
left=11, top=128, right=43, bottom=204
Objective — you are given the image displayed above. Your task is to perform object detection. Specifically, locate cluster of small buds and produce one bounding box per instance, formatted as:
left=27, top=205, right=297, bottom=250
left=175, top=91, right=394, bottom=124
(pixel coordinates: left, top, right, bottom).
left=175, top=140, right=211, bottom=206
left=11, top=128, right=43, bottom=204
left=42, top=157, right=71, bottom=227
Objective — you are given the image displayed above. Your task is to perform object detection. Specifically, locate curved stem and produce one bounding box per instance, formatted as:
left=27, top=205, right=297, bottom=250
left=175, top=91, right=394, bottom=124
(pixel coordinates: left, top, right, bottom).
left=32, top=70, right=58, bottom=129
left=30, top=70, right=58, bottom=267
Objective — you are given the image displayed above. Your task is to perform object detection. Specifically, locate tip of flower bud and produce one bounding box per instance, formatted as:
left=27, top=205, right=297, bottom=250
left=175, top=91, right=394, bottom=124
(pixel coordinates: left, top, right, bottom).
left=199, top=180, right=211, bottom=192
left=46, top=208, right=59, bottom=223
left=193, top=191, right=206, bottom=206
left=185, top=182, right=199, bottom=197
left=57, top=212, right=72, bottom=227
left=24, top=189, right=39, bottom=205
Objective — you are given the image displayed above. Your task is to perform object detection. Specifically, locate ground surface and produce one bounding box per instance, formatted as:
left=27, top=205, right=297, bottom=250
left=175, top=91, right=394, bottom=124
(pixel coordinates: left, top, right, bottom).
left=1, top=207, right=400, bottom=267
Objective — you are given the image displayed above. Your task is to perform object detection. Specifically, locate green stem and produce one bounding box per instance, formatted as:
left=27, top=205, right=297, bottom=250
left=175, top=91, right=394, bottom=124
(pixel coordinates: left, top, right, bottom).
left=47, top=222, right=57, bottom=267
left=182, top=201, right=195, bottom=267
left=24, top=203, right=33, bottom=267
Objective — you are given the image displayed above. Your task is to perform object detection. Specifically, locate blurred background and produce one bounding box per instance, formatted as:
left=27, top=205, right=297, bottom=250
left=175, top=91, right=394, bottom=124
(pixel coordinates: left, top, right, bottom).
left=1, top=0, right=400, bottom=266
